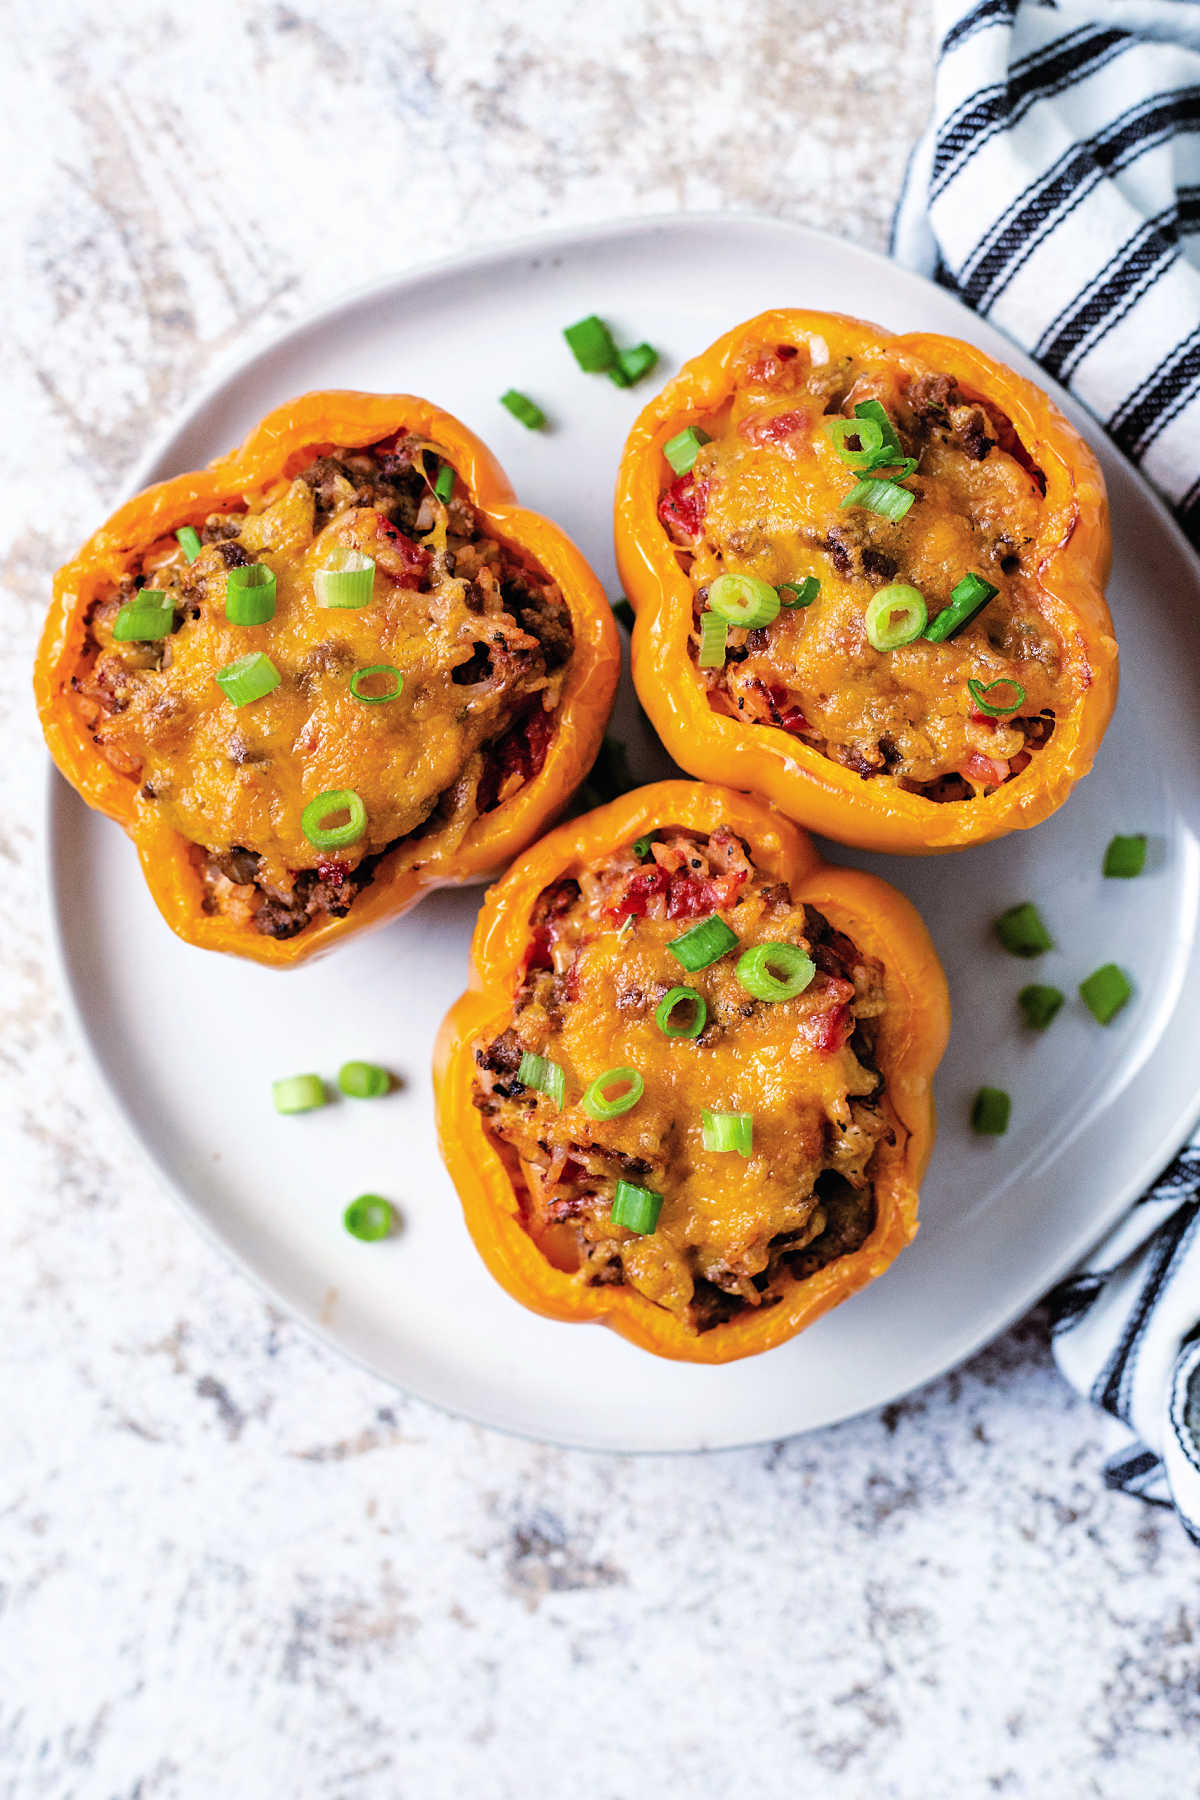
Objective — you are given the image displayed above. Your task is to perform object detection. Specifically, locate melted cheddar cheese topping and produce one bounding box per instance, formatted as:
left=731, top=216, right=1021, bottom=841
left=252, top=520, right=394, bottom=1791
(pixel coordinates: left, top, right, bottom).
left=670, top=340, right=1064, bottom=797
left=78, top=445, right=569, bottom=913
left=474, top=830, right=887, bottom=1330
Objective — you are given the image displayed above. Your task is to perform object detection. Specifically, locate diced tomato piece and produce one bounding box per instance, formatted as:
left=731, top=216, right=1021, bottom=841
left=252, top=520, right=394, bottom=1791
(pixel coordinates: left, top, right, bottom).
left=372, top=514, right=432, bottom=584
left=606, top=866, right=668, bottom=923
left=1009, top=750, right=1032, bottom=775
left=739, top=407, right=809, bottom=446
left=478, top=704, right=556, bottom=814
left=968, top=711, right=998, bottom=729
left=962, top=750, right=1010, bottom=788
left=813, top=1001, right=853, bottom=1054
left=657, top=474, right=709, bottom=544
left=315, top=857, right=349, bottom=889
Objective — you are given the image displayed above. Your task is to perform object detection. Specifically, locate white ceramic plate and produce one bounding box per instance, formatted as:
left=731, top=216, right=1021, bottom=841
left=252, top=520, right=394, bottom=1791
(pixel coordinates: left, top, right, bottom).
left=47, top=214, right=1200, bottom=1452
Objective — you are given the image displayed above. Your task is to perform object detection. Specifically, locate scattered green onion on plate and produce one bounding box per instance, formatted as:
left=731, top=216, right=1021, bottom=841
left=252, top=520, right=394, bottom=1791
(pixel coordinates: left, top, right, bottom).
left=1080, top=963, right=1133, bottom=1024
left=338, top=1060, right=390, bottom=1099
left=1103, top=833, right=1147, bottom=878
left=272, top=1073, right=327, bottom=1115
left=994, top=902, right=1053, bottom=957
left=971, top=1087, right=1010, bottom=1135
left=343, top=1195, right=395, bottom=1242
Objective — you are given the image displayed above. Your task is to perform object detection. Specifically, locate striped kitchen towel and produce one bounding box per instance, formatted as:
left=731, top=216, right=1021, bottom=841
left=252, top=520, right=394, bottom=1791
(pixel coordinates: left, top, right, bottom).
left=893, top=0, right=1200, bottom=1538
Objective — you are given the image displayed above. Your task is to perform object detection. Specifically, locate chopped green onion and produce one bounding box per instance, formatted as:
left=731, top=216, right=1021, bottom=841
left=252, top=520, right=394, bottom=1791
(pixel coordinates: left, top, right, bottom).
left=1080, top=963, right=1133, bottom=1025
left=315, top=548, right=375, bottom=609
left=225, top=562, right=277, bottom=625
left=581, top=1067, right=644, bottom=1121
left=517, top=1051, right=566, bottom=1109
left=701, top=1109, right=753, bottom=1156
left=272, top=1073, right=327, bottom=1114
left=778, top=576, right=820, bottom=608
left=350, top=664, right=403, bottom=704
left=631, top=833, right=657, bottom=862
left=968, top=675, right=1027, bottom=715
left=736, top=942, right=815, bottom=1002
left=656, top=986, right=707, bottom=1039
left=698, top=610, right=728, bottom=668
left=176, top=526, right=202, bottom=563
left=1103, top=833, right=1147, bottom=879
left=668, top=914, right=738, bottom=972
left=610, top=1179, right=663, bottom=1235
left=664, top=426, right=710, bottom=475
left=215, top=650, right=281, bottom=708
left=500, top=389, right=546, bottom=430
left=994, top=902, right=1053, bottom=957
left=707, top=573, right=781, bottom=628
left=610, top=343, right=658, bottom=387
left=925, top=572, right=998, bottom=642
left=112, top=595, right=175, bottom=641
left=612, top=597, right=636, bottom=631
left=343, top=1195, right=395, bottom=1241
left=840, top=477, right=915, bottom=521
left=1018, top=984, right=1065, bottom=1031
left=434, top=463, right=455, bottom=502
left=301, top=788, right=367, bottom=850
left=338, top=1060, right=390, bottom=1099
left=865, top=584, right=928, bottom=651
left=971, top=1087, right=1010, bottom=1135
left=829, top=413, right=887, bottom=467
left=564, top=314, right=617, bottom=372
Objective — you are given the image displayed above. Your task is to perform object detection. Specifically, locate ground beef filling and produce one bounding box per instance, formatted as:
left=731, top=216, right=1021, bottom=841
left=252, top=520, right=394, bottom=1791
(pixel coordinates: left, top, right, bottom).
left=658, top=342, right=1063, bottom=803
left=472, top=827, right=891, bottom=1334
left=70, top=436, right=573, bottom=938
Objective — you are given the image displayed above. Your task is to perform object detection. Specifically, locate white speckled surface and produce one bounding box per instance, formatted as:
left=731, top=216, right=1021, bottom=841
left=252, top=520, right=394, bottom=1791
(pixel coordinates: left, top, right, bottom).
left=3, top=3, right=1198, bottom=1795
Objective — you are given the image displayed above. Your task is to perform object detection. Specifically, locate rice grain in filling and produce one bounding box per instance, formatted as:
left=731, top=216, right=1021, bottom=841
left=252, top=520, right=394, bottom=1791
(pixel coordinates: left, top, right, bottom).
left=472, top=826, right=893, bottom=1335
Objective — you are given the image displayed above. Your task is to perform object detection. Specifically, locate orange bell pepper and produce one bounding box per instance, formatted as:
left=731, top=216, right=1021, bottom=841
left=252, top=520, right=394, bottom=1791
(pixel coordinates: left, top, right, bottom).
left=37, top=392, right=619, bottom=965
left=614, top=309, right=1115, bottom=853
left=433, top=780, right=950, bottom=1363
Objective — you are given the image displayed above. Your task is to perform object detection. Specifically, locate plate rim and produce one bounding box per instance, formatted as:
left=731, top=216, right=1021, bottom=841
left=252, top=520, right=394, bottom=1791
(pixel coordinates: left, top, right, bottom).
left=43, top=206, right=1200, bottom=1454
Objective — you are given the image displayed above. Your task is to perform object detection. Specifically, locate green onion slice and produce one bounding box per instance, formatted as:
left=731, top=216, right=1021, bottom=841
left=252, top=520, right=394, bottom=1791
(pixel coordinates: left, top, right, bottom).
left=349, top=664, right=403, bottom=704
left=272, top=1073, right=327, bottom=1114
left=664, top=426, right=710, bottom=475
left=667, top=914, right=738, bottom=972
left=994, top=902, right=1053, bottom=957
left=434, top=462, right=455, bottom=502
left=631, top=833, right=657, bottom=862
left=176, top=526, right=202, bottom=563
left=1080, top=963, right=1133, bottom=1025
left=610, top=1179, right=663, bottom=1235
left=215, top=650, right=281, bottom=708
left=968, top=676, right=1027, bottom=715
left=112, top=595, right=175, bottom=641
left=971, top=1087, right=1010, bottom=1135
left=829, top=400, right=913, bottom=475
left=338, top=1060, right=390, bottom=1099
left=865, top=584, right=928, bottom=651
left=778, top=576, right=820, bottom=608
left=564, top=314, right=618, bottom=372
left=736, top=942, right=815, bottom=1002
left=655, top=986, right=707, bottom=1039
left=925, top=572, right=998, bottom=642
left=698, top=611, right=728, bottom=668
left=581, top=1067, right=644, bottom=1121
left=611, top=343, right=658, bottom=387
left=301, top=788, right=367, bottom=850
left=517, top=1051, right=566, bottom=1109
left=1018, top=984, right=1065, bottom=1031
left=225, top=562, right=277, bottom=625
left=840, top=477, right=915, bottom=521
left=500, top=388, right=546, bottom=430
left=701, top=1109, right=753, bottom=1156
left=1103, top=833, right=1147, bottom=879
left=315, top=548, right=375, bottom=609
left=343, top=1195, right=395, bottom=1241
left=707, top=573, right=781, bottom=628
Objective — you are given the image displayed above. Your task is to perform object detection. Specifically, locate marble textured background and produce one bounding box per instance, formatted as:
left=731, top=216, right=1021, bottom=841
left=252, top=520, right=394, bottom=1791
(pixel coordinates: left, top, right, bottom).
left=2, top=3, right=1198, bottom=1796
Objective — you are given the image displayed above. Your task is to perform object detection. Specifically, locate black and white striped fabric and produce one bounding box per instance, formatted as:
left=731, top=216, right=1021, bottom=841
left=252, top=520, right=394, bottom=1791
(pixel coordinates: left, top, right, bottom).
left=893, top=0, right=1200, bottom=1538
